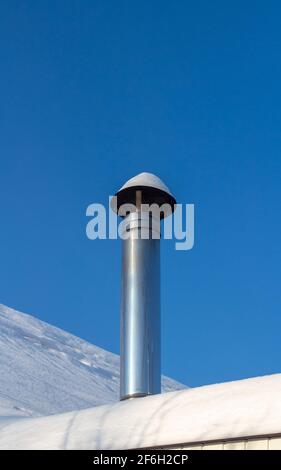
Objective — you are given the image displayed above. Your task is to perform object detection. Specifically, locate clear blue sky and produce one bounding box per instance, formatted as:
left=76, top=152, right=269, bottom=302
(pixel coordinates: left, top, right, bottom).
left=0, top=1, right=280, bottom=388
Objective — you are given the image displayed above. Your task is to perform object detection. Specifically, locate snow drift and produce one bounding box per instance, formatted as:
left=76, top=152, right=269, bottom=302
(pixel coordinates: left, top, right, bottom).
left=0, top=374, right=281, bottom=450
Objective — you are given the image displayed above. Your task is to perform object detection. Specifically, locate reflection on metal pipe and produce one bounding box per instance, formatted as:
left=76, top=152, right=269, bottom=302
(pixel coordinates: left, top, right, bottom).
left=120, top=212, right=161, bottom=399
left=112, top=172, right=176, bottom=401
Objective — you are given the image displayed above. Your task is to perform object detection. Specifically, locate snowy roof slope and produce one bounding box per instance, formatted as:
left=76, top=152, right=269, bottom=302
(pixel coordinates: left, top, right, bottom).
left=0, top=374, right=280, bottom=450
left=0, top=304, right=185, bottom=418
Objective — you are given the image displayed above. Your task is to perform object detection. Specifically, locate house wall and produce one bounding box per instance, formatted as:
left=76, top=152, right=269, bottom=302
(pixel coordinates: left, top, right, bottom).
left=160, top=434, right=281, bottom=450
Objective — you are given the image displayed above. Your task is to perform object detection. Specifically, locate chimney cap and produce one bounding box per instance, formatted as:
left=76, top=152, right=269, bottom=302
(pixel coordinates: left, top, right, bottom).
left=112, top=172, right=176, bottom=218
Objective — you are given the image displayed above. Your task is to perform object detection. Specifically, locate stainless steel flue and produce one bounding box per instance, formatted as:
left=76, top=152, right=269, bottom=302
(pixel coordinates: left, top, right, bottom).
left=112, top=173, right=176, bottom=400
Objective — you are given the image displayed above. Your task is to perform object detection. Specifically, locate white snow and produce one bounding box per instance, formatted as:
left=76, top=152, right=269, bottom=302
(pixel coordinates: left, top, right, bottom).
left=0, top=304, right=185, bottom=418
left=2, top=303, right=279, bottom=450
left=119, top=172, right=173, bottom=196
left=0, top=373, right=280, bottom=450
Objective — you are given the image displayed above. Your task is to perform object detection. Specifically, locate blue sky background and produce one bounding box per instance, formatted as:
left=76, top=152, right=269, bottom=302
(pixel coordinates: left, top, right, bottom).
left=0, top=1, right=280, bottom=387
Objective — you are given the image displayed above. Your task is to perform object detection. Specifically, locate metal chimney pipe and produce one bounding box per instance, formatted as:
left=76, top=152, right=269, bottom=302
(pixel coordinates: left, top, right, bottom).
left=120, top=211, right=161, bottom=399
left=112, top=173, right=176, bottom=400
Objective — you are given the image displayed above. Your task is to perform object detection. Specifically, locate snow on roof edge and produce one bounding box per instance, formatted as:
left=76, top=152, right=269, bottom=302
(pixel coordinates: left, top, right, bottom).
left=0, top=373, right=281, bottom=450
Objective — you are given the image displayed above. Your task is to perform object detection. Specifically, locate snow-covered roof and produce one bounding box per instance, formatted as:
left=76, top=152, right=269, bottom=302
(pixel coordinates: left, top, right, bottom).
left=0, top=374, right=281, bottom=450
left=0, top=304, right=184, bottom=418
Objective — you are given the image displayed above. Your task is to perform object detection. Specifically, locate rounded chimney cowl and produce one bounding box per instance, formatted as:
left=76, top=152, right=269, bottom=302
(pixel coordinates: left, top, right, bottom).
left=111, top=172, right=177, bottom=219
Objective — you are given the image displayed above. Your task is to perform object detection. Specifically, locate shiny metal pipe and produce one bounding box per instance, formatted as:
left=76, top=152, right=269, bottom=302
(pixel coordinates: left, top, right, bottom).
left=120, top=211, right=161, bottom=400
